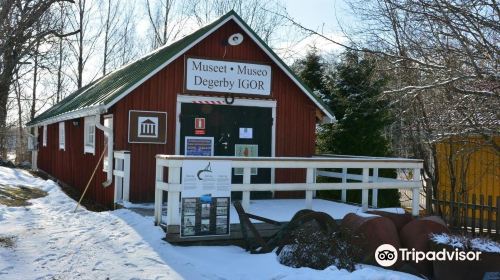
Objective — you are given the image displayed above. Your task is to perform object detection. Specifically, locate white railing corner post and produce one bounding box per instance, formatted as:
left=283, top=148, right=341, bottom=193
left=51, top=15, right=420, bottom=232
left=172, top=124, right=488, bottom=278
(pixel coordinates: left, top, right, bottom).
left=362, top=168, right=369, bottom=212
left=372, top=168, right=379, bottom=208
left=123, top=152, right=131, bottom=202
left=412, top=168, right=421, bottom=217
left=242, top=167, right=251, bottom=211
left=113, top=155, right=121, bottom=204
left=305, top=168, right=314, bottom=209
left=341, top=168, right=347, bottom=202
left=154, top=160, right=164, bottom=225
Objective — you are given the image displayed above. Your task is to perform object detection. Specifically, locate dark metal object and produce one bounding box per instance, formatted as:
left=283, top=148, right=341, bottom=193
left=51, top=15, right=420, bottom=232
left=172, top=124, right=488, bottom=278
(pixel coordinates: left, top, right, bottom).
left=233, top=200, right=338, bottom=254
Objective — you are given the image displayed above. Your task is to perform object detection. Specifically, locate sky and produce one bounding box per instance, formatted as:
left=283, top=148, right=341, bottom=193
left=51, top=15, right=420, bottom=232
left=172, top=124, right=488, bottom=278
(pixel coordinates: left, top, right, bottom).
left=279, top=0, right=353, bottom=58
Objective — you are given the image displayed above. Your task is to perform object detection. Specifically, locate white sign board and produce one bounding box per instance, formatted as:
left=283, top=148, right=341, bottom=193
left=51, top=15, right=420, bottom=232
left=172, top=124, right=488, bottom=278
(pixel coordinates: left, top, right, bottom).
left=182, top=161, right=231, bottom=197
left=180, top=160, right=231, bottom=237
left=185, top=58, right=271, bottom=96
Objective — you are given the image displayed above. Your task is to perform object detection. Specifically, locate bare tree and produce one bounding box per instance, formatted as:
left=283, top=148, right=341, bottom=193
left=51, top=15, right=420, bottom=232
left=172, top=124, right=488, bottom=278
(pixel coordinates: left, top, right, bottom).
left=67, top=0, right=101, bottom=89
left=145, top=0, right=190, bottom=49
left=0, top=0, right=78, bottom=158
left=277, top=0, right=499, bottom=201
left=187, top=0, right=286, bottom=44
left=100, top=0, right=139, bottom=74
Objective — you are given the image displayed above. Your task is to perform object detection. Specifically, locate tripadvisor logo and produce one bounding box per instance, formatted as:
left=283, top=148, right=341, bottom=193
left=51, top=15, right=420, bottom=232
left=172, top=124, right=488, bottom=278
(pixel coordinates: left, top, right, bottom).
left=375, top=244, right=482, bottom=267
left=375, top=244, right=398, bottom=267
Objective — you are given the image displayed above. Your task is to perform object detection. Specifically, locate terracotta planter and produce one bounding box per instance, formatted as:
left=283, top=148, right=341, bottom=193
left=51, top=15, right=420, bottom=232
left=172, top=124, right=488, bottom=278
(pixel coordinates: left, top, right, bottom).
left=431, top=240, right=500, bottom=280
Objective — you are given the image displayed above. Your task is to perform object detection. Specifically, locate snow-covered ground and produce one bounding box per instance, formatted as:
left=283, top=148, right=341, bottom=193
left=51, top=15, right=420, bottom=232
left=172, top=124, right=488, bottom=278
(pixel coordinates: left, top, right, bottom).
left=0, top=167, right=421, bottom=279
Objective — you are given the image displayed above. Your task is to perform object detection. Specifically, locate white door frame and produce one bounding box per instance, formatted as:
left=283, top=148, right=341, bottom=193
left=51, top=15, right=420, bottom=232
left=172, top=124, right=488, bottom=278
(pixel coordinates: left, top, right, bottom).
left=175, top=94, right=277, bottom=183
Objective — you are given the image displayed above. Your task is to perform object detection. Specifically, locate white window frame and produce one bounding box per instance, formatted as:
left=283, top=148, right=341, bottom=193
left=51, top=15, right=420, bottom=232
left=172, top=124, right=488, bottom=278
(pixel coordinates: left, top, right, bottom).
left=84, top=116, right=96, bottom=154
left=59, top=122, right=65, bottom=150
left=43, top=125, right=47, bottom=147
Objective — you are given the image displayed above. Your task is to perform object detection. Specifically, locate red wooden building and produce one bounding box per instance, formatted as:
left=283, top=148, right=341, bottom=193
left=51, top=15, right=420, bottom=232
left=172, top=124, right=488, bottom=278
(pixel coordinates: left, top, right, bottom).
left=27, top=11, right=334, bottom=207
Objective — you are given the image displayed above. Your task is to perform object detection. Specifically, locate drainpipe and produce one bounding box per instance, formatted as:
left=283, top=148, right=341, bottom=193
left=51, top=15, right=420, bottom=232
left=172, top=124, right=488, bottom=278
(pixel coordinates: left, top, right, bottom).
left=94, top=114, right=113, bottom=187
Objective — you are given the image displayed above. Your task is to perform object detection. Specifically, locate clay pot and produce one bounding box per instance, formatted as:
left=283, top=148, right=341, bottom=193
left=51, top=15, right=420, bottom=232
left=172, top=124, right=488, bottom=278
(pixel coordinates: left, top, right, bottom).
left=340, top=213, right=401, bottom=266
left=399, top=216, right=449, bottom=277
left=366, top=210, right=414, bottom=232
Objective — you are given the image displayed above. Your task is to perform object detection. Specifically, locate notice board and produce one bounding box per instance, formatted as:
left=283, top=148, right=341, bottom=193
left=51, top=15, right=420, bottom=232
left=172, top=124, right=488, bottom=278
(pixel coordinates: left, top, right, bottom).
left=180, top=160, right=231, bottom=237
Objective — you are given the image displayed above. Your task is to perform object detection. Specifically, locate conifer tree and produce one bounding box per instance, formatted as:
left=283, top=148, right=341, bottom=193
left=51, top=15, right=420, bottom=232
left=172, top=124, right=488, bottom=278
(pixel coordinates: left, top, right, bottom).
left=318, top=51, right=399, bottom=207
left=294, top=47, right=329, bottom=100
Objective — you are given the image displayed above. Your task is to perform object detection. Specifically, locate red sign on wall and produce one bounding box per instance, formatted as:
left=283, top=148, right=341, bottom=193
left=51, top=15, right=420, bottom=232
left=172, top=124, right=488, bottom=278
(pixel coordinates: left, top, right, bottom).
left=194, top=118, right=205, bottom=130
left=195, top=130, right=205, bottom=135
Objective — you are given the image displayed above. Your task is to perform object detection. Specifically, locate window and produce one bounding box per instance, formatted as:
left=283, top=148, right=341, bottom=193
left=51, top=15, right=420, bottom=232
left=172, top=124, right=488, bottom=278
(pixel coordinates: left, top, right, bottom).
left=59, top=122, right=65, bottom=150
left=84, top=116, right=96, bottom=154
left=43, top=125, right=47, bottom=147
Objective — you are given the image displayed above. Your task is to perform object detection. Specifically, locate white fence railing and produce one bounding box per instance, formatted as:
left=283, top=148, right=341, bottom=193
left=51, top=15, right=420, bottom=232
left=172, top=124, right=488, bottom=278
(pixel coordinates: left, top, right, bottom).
left=154, top=155, right=423, bottom=226
left=113, top=150, right=130, bottom=204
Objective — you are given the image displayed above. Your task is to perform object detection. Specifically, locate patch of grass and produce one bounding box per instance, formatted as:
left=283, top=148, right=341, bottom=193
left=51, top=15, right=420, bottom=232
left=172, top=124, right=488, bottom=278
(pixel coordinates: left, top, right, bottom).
left=0, top=185, right=47, bottom=207
left=28, top=170, right=110, bottom=212
left=0, top=236, right=16, bottom=248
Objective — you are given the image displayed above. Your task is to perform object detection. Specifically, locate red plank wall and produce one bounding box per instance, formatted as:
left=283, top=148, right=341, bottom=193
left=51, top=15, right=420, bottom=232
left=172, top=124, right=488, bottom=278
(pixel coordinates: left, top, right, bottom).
left=37, top=118, right=113, bottom=206
left=37, top=19, right=317, bottom=206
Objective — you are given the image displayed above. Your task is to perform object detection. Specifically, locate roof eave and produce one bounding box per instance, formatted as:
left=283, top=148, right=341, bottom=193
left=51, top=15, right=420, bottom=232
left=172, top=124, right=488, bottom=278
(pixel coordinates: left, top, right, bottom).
left=26, top=105, right=107, bottom=127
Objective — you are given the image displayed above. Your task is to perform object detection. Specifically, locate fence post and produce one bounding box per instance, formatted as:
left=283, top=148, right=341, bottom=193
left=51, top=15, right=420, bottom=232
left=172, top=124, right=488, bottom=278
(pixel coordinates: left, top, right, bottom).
left=471, top=194, right=476, bottom=235
left=479, top=195, right=485, bottom=234
left=412, top=168, right=421, bottom=217
left=242, top=167, right=251, bottom=211
left=113, top=155, right=122, bottom=204
left=425, top=178, right=433, bottom=215
left=122, top=152, right=131, bottom=202
left=450, top=192, right=455, bottom=228
left=464, top=194, right=469, bottom=231
left=362, top=168, right=369, bottom=211
left=496, top=196, right=499, bottom=239
left=341, top=168, right=347, bottom=202
left=305, top=168, right=314, bottom=209
left=372, top=168, right=378, bottom=208
left=487, top=196, right=493, bottom=235
left=154, top=160, right=164, bottom=226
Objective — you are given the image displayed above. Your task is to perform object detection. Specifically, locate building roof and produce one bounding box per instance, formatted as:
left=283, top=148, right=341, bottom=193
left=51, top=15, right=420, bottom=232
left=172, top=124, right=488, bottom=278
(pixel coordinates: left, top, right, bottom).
left=27, top=10, right=335, bottom=127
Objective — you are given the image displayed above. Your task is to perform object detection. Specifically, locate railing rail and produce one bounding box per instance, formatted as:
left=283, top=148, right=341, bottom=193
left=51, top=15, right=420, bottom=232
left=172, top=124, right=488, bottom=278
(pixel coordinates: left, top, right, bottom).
left=154, top=155, right=423, bottom=226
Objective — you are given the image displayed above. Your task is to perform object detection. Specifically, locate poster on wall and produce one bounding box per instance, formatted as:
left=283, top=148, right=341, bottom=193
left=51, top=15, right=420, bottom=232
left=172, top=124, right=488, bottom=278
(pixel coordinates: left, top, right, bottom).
left=128, top=110, right=167, bottom=144
left=234, top=144, right=258, bottom=175
left=185, top=136, right=214, bottom=156
left=180, top=160, right=231, bottom=237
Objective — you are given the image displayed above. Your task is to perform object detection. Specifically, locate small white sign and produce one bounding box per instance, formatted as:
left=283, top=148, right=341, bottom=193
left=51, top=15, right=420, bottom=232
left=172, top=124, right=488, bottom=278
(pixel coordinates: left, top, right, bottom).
left=239, top=127, right=253, bottom=139
left=186, top=58, right=271, bottom=95
left=182, top=161, right=231, bottom=197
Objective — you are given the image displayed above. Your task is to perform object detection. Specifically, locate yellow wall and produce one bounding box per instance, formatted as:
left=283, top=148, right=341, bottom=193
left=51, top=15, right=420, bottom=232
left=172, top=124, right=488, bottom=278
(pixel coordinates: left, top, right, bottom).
left=436, top=135, right=499, bottom=205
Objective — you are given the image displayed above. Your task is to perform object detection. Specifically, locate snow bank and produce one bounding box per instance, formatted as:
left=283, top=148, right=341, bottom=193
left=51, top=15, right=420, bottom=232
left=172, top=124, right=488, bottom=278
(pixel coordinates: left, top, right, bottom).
left=0, top=167, right=420, bottom=279
left=431, top=233, right=500, bottom=253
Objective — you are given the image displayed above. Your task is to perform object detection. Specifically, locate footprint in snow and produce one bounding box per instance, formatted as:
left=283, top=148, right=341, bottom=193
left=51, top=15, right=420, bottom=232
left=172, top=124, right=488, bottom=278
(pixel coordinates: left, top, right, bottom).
left=144, top=257, right=164, bottom=265
left=124, top=262, right=138, bottom=268
left=0, top=266, right=14, bottom=274
left=92, top=261, right=105, bottom=271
